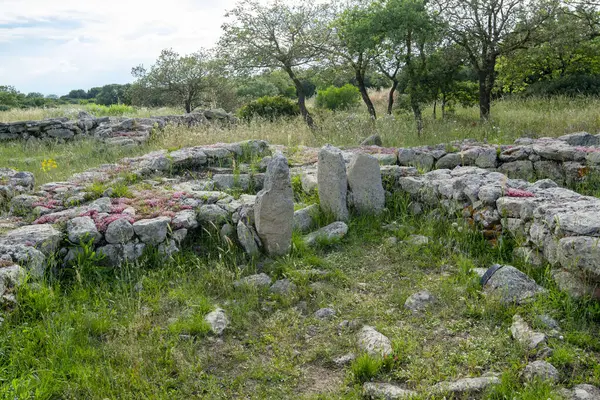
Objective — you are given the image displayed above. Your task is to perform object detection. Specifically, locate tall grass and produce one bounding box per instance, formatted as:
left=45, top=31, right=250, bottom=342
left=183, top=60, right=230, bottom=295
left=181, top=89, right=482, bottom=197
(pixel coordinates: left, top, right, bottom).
left=0, top=104, right=183, bottom=122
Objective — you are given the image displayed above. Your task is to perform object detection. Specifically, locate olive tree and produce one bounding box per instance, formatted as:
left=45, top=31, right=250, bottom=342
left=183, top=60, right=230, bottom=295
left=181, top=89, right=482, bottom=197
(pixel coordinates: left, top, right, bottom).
left=219, top=0, right=332, bottom=128
left=131, top=48, right=211, bottom=113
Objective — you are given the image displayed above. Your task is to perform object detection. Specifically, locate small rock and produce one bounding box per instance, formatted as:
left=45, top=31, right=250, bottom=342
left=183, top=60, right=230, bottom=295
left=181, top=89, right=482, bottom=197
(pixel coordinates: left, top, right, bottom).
left=105, top=218, right=134, bottom=244
left=511, top=314, right=547, bottom=351
left=357, top=325, right=392, bottom=357
left=385, top=237, right=398, bottom=246
left=233, top=273, right=272, bottom=289
left=314, top=308, right=336, bottom=320
left=404, top=234, right=429, bottom=246
left=404, top=290, right=435, bottom=312
left=133, top=216, right=171, bottom=245
left=204, top=308, right=229, bottom=336
left=536, top=314, right=560, bottom=331
left=304, top=221, right=348, bottom=246
left=333, top=353, right=356, bottom=367
left=293, top=204, right=319, bottom=233
left=482, top=265, right=545, bottom=304
left=363, top=382, right=417, bottom=399
left=67, top=216, right=101, bottom=244
left=431, top=376, right=500, bottom=394
left=523, top=360, right=559, bottom=382
left=558, top=384, right=600, bottom=400
left=270, top=279, right=296, bottom=295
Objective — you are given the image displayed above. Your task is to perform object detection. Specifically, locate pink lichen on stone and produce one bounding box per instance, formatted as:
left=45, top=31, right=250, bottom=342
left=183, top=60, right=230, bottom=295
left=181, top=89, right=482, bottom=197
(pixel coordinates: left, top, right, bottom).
left=506, top=188, right=535, bottom=198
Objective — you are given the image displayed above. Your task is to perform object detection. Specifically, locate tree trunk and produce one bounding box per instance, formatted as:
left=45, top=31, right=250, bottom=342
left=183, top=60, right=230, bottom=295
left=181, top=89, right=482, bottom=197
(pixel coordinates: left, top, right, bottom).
left=184, top=100, right=192, bottom=114
left=283, top=66, right=315, bottom=129
left=387, top=80, right=398, bottom=115
left=441, top=92, right=447, bottom=119
left=432, top=99, right=437, bottom=120
left=355, top=68, right=376, bottom=119
left=478, top=59, right=496, bottom=121
left=411, top=98, right=423, bottom=136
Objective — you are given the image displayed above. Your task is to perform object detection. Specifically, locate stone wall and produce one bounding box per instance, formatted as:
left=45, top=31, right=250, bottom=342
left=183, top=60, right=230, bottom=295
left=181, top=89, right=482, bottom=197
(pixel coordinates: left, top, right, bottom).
left=1, top=136, right=599, bottom=305
left=0, top=109, right=235, bottom=146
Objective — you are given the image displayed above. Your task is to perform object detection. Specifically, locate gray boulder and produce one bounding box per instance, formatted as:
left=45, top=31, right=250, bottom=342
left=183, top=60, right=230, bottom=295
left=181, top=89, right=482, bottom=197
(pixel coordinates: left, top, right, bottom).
left=0, top=224, right=62, bottom=255
left=559, top=384, right=600, bottom=400
left=482, top=265, right=545, bottom=304
left=254, top=153, right=294, bottom=256
left=67, top=216, right=101, bottom=244
left=197, top=204, right=230, bottom=224
left=293, top=204, right=319, bottom=233
left=270, top=279, right=297, bottom=295
left=133, top=216, right=171, bottom=245
left=558, top=132, right=600, bottom=147
left=105, top=218, right=134, bottom=244
left=404, top=290, right=435, bottom=312
left=347, top=153, right=385, bottom=215
left=357, top=325, right=392, bottom=357
left=97, top=243, right=146, bottom=266
left=204, top=308, right=229, bottom=336
left=172, top=210, right=199, bottom=230
left=317, top=145, right=349, bottom=221
left=363, top=382, right=417, bottom=399
left=523, top=360, right=559, bottom=382
left=314, top=308, right=336, bottom=320
left=511, top=314, right=547, bottom=350
left=431, top=376, right=500, bottom=395
left=304, top=222, right=348, bottom=247
left=237, top=220, right=261, bottom=257
left=234, top=273, right=272, bottom=289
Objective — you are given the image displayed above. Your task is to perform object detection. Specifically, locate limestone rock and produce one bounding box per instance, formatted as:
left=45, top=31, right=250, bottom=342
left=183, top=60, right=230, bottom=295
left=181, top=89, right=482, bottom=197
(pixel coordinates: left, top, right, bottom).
left=0, top=224, right=62, bottom=255
left=404, top=234, right=429, bottom=247
left=197, top=205, right=230, bottom=225
left=314, top=308, right=336, bottom=320
left=482, top=265, right=545, bottom=304
left=347, top=153, right=385, bottom=215
left=234, top=273, right=272, bottom=289
left=270, top=279, right=296, bottom=295
left=105, top=218, right=135, bottom=244
left=204, top=308, right=228, bottom=336
left=133, top=216, right=170, bottom=245
left=237, top=220, right=261, bottom=257
left=67, top=216, right=101, bottom=244
left=523, top=360, right=559, bottom=382
left=511, top=314, right=547, bottom=350
left=293, top=204, right=319, bottom=233
left=97, top=243, right=145, bottom=266
left=172, top=210, right=199, bottom=230
left=304, top=222, right=348, bottom=247
left=404, top=290, right=435, bottom=312
left=317, top=145, right=349, bottom=221
left=431, top=376, right=500, bottom=395
left=333, top=353, right=356, bottom=367
left=357, top=326, right=392, bottom=357
left=254, top=153, right=294, bottom=256
left=363, top=382, right=417, bottom=399
left=558, top=384, right=600, bottom=400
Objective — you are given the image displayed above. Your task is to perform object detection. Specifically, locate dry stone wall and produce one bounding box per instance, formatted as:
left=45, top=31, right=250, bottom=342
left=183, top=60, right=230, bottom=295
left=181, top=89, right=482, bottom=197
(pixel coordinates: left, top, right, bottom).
left=2, top=133, right=600, bottom=305
left=0, top=109, right=235, bottom=146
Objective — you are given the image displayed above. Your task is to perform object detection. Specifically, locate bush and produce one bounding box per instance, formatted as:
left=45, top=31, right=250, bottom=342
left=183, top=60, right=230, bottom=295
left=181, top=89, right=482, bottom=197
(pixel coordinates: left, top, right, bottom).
left=524, top=74, right=600, bottom=97
left=316, top=84, right=361, bottom=111
left=238, top=96, right=300, bottom=121
left=0, top=105, right=11, bottom=111
left=83, top=104, right=134, bottom=117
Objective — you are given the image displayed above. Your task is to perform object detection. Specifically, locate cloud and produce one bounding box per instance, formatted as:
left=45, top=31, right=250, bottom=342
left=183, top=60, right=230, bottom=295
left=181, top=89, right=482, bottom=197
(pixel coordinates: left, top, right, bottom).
left=0, top=0, right=238, bottom=95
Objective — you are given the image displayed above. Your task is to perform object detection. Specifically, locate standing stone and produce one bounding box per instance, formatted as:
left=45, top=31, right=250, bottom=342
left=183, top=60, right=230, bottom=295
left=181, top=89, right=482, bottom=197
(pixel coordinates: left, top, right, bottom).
left=347, top=153, right=385, bottom=215
left=254, top=153, right=294, bottom=256
left=317, top=145, right=349, bottom=221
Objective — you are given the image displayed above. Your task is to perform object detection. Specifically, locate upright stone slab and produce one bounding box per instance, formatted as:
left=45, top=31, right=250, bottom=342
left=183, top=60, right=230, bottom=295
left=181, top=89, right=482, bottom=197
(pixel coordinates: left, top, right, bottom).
left=254, top=153, right=294, bottom=256
left=347, top=152, right=385, bottom=215
left=317, top=145, right=349, bottom=221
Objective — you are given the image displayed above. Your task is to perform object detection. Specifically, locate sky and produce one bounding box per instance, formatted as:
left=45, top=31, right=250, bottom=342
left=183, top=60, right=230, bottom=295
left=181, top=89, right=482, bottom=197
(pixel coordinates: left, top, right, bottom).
left=0, top=0, right=239, bottom=96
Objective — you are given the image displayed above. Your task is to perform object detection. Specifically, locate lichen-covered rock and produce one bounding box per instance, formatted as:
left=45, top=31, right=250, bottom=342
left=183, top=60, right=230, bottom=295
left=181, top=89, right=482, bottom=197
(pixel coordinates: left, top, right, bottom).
left=0, top=224, right=62, bottom=255
left=270, top=279, right=296, bottom=295
left=523, top=360, right=559, bottom=382
left=204, top=308, right=229, bottom=336
left=105, top=218, right=135, bottom=244
left=431, top=376, right=500, bottom=395
left=317, top=145, right=349, bottom=222
left=197, top=204, right=230, bottom=225
left=172, top=210, right=199, bottom=230
left=357, top=326, right=392, bottom=357
left=97, top=243, right=146, bottom=266
left=234, top=273, right=272, bottom=288
left=404, top=290, right=435, bottom=312
left=363, top=382, right=417, bottom=399
left=511, top=314, right=547, bottom=350
left=347, top=153, right=385, bottom=215
left=0, top=264, right=26, bottom=301
left=133, top=217, right=171, bottom=245
left=254, top=153, right=294, bottom=256
left=482, top=265, right=545, bottom=304
left=304, top=222, right=348, bottom=247
left=67, top=216, right=101, bottom=244
left=293, top=204, right=319, bottom=233
left=237, top=220, right=261, bottom=257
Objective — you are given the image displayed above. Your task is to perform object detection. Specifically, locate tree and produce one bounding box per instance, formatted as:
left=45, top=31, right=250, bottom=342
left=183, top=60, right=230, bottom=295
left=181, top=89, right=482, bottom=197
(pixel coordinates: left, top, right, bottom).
left=67, top=89, right=88, bottom=99
left=379, top=0, right=440, bottom=134
left=438, top=0, right=557, bottom=120
left=330, top=1, right=382, bottom=118
left=219, top=0, right=332, bottom=128
left=95, top=84, right=131, bottom=106
left=0, top=86, right=21, bottom=108
left=132, top=48, right=212, bottom=113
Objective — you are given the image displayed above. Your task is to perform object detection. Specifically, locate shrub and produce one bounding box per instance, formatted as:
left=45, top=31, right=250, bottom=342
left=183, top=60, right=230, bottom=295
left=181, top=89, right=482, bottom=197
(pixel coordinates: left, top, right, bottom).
left=524, top=74, right=600, bottom=97
left=0, top=105, right=11, bottom=111
left=83, top=103, right=134, bottom=117
left=315, top=84, right=361, bottom=111
left=238, top=96, right=300, bottom=121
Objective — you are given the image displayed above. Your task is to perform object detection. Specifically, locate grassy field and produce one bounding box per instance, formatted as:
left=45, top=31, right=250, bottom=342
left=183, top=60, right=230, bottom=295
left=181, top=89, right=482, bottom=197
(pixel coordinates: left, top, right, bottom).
left=2, top=96, right=600, bottom=186
left=1, top=193, right=598, bottom=399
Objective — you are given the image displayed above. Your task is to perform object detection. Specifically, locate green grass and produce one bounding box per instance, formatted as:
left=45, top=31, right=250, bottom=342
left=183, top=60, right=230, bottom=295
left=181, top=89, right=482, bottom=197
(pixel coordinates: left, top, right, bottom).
left=1, top=192, right=598, bottom=398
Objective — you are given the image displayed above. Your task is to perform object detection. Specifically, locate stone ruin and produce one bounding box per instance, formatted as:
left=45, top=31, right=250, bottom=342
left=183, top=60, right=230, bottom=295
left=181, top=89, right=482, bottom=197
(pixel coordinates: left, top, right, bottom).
left=1, top=132, right=600, bottom=307
left=0, top=108, right=235, bottom=146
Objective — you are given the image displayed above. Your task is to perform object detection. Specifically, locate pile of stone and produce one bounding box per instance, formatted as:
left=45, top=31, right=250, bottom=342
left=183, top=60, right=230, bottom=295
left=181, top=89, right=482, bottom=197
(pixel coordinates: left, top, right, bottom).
left=0, top=168, right=35, bottom=210
left=0, top=108, right=236, bottom=145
